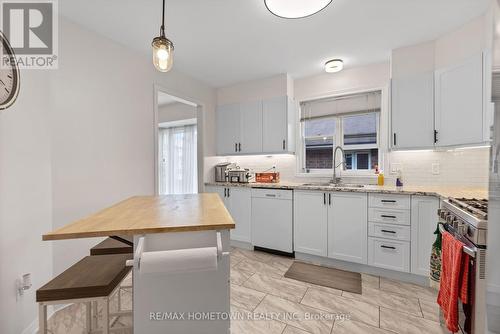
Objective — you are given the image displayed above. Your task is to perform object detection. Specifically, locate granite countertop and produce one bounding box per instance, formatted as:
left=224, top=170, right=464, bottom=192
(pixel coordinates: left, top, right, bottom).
left=205, top=181, right=488, bottom=200
left=43, top=194, right=235, bottom=241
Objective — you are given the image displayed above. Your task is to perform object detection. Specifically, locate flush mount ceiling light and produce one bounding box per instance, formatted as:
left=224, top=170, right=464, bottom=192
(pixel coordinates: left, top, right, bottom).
left=152, top=0, right=174, bottom=72
left=325, top=59, right=344, bottom=73
left=264, top=0, right=333, bottom=19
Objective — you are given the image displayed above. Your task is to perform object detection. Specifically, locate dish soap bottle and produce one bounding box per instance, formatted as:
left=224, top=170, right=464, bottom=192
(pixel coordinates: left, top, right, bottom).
left=396, top=170, right=404, bottom=189
left=377, top=171, right=385, bottom=186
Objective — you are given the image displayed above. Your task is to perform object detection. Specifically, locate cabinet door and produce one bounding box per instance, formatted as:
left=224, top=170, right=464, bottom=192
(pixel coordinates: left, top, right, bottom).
left=240, top=101, right=263, bottom=154
left=410, top=196, right=440, bottom=276
left=263, top=96, right=288, bottom=153
left=227, top=187, right=252, bottom=243
left=391, top=72, right=435, bottom=149
left=294, top=191, right=328, bottom=256
left=435, top=54, right=484, bottom=147
left=205, top=186, right=229, bottom=208
left=216, top=104, right=241, bottom=155
left=328, top=192, right=368, bottom=264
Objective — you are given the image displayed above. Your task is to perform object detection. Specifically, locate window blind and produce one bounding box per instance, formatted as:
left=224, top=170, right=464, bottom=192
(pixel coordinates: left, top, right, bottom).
left=300, top=91, right=381, bottom=121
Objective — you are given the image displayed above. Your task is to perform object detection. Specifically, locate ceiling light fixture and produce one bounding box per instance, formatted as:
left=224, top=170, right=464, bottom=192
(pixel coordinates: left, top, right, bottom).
left=264, top=0, right=333, bottom=19
left=325, top=59, right=343, bottom=73
left=152, top=0, right=174, bottom=72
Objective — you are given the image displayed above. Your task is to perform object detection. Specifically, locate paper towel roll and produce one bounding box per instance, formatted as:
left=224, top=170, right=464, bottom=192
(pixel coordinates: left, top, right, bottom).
left=139, top=247, right=218, bottom=275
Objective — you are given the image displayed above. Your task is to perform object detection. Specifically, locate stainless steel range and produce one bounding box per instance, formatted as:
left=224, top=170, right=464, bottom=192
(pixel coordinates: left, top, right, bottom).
left=438, top=197, right=488, bottom=334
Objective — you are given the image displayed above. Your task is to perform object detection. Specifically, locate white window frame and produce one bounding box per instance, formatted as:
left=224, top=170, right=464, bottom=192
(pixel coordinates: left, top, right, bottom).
left=296, top=87, right=387, bottom=178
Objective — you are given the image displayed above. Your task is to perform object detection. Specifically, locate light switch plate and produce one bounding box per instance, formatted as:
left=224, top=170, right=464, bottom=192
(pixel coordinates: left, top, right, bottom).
left=432, top=163, right=440, bottom=175
left=390, top=163, right=402, bottom=174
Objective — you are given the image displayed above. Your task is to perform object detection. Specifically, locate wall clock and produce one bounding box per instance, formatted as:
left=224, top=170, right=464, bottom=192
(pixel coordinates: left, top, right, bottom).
left=0, top=31, right=20, bottom=110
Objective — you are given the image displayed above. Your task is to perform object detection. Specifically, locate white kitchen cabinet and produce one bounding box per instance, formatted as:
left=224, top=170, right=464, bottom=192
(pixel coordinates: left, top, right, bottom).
left=216, top=104, right=241, bottom=155
left=240, top=101, right=263, bottom=154
left=294, top=191, right=328, bottom=257
left=391, top=72, right=435, bottom=149
left=327, top=193, right=368, bottom=264
left=435, top=53, right=484, bottom=147
left=216, top=96, right=294, bottom=155
left=251, top=188, right=293, bottom=253
left=205, top=186, right=251, bottom=243
left=410, top=195, right=440, bottom=276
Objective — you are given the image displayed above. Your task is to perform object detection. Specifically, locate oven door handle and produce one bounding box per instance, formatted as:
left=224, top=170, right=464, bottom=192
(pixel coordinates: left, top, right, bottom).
left=439, top=224, right=477, bottom=258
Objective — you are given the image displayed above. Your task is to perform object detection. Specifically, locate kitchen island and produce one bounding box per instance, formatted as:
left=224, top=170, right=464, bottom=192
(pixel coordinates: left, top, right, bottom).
left=43, top=194, right=235, bottom=334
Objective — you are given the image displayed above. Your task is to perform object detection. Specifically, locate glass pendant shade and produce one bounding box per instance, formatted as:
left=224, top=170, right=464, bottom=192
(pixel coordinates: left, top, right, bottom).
left=152, top=36, right=174, bottom=72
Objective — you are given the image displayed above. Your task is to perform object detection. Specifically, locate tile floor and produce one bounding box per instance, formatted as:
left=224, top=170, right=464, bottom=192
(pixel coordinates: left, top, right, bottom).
left=45, top=246, right=450, bottom=334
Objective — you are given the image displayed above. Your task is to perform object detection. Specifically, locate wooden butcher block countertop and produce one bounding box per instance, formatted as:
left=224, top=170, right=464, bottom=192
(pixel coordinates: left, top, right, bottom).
left=43, top=194, right=235, bottom=241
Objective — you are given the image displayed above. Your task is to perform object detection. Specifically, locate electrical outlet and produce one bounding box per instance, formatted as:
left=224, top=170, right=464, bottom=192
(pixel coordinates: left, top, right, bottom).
left=390, top=163, right=402, bottom=174
left=432, top=163, right=440, bottom=175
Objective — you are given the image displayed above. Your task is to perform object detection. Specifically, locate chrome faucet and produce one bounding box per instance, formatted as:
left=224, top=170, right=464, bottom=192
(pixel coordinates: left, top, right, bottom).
left=331, top=146, right=346, bottom=184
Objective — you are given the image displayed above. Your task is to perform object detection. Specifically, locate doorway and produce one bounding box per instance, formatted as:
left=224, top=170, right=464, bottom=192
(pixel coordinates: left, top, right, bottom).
left=156, top=91, right=199, bottom=194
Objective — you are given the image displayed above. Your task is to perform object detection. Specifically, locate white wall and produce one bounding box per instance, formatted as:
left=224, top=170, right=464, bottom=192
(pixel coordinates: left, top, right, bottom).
left=158, top=102, right=197, bottom=123
left=0, top=71, right=54, bottom=334
left=0, top=17, right=217, bottom=334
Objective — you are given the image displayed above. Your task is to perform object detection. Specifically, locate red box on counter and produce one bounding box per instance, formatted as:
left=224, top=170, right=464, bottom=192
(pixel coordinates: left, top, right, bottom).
left=255, top=172, right=280, bottom=183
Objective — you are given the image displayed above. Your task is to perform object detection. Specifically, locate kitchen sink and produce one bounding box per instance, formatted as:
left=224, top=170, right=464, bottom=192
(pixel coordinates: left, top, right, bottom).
left=301, top=183, right=365, bottom=188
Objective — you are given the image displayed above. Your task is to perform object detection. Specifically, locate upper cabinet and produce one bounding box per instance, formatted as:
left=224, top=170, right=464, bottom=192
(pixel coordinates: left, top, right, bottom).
left=391, top=72, right=435, bottom=149
left=391, top=50, right=491, bottom=149
left=435, top=54, right=484, bottom=147
left=216, top=95, right=295, bottom=156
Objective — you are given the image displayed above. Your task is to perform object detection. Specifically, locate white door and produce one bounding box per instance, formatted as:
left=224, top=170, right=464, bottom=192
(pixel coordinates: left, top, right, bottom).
left=391, top=72, right=435, bottom=149
left=216, top=104, right=241, bottom=155
left=263, top=96, right=288, bottom=153
left=240, top=101, right=263, bottom=154
left=410, top=196, right=440, bottom=276
left=328, top=192, right=368, bottom=264
left=435, top=53, right=484, bottom=146
left=294, top=191, right=328, bottom=256
left=227, top=187, right=252, bottom=243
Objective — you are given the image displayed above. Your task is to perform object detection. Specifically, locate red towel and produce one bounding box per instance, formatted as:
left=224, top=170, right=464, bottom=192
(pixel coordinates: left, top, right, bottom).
left=437, top=231, right=470, bottom=333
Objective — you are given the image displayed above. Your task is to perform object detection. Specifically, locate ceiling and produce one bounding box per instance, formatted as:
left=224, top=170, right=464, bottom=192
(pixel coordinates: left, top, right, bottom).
left=60, top=0, right=491, bottom=87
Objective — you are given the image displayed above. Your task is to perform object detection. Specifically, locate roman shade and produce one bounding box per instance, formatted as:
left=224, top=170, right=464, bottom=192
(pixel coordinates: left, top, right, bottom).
left=300, top=91, right=381, bottom=121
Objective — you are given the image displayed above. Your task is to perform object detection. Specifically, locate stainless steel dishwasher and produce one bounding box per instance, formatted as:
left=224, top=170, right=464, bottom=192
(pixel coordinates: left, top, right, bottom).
left=251, top=188, right=293, bottom=255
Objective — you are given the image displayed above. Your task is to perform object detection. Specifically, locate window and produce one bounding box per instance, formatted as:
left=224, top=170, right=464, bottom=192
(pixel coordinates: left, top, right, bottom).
left=300, top=91, right=381, bottom=174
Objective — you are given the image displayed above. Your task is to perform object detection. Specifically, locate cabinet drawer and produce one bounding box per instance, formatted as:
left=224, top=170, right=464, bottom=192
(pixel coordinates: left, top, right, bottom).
left=368, top=237, right=410, bottom=272
left=368, top=222, right=411, bottom=241
left=368, top=208, right=410, bottom=226
left=251, top=188, right=293, bottom=200
left=369, top=194, right=410, bottom=210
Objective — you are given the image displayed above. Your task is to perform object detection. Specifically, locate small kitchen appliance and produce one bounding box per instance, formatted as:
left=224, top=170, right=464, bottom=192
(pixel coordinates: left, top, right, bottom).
left=227, top=167, right=251, bottom=183
left=438, top=197, right=488, bottom=334
left=214, top=162, right=234, bottom=182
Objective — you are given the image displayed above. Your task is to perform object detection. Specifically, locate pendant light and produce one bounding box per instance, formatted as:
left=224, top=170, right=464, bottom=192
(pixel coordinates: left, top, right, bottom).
left=264, top=0, right=333, bottom=19
left=152, top=0, right=174, bottom=72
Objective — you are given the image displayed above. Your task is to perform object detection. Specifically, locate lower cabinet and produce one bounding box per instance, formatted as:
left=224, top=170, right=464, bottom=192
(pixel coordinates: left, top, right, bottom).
left=328, top=193, right=368, bottom=264
left=205, top=186, right=251, bottom=243
left=294, top=191, right=367, bottom=263
left=410, top=196, right=440, bottom=276
left=294, top=191, right=328, bottom=257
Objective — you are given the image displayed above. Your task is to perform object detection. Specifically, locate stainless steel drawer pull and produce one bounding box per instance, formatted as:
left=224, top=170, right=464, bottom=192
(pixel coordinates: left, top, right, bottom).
left=381, top=200, right=397, bottom=203
left=381, top=215, right=397, bottom=219
left=380, top=245, right=396, bottom=250
left=265, top=194, right=276, bottom=197
left=381, top=229, right=396, bottom=234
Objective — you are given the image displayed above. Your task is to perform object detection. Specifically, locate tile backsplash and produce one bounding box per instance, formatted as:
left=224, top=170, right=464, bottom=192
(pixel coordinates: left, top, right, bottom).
left=205, top=147, right=490, bottom=188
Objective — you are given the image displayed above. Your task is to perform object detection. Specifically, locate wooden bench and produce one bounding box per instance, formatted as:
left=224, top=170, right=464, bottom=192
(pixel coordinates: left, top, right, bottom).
left=90, top=237, right=133, bottom=256
left=36, top=253, right=132, bottom=334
